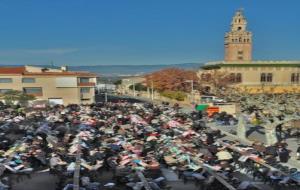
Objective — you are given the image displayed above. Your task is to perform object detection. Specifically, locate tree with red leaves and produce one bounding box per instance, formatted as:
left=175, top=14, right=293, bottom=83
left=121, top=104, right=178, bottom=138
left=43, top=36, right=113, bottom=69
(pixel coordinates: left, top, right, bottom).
left=144, top=68, right=199, bottom=92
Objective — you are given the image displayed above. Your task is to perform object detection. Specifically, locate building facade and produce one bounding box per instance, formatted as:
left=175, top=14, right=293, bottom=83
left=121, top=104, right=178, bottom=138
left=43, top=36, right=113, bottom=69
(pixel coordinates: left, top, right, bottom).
left=0, top=66, right=97, bottom=105
left=200, top=10, right=300, bottom=93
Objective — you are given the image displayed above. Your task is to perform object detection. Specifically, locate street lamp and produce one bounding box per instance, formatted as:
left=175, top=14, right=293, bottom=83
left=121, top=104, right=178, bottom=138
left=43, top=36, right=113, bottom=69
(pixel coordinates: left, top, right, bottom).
left=131, top=80, right=136, bottom=97
left=151, top=80, right=154, bottom=101
left=185, top=80, right=194, bottom=104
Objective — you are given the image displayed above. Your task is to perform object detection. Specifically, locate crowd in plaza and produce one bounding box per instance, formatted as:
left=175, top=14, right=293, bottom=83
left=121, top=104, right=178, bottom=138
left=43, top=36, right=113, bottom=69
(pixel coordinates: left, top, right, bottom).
left=0, top=101, right=299, bottom=190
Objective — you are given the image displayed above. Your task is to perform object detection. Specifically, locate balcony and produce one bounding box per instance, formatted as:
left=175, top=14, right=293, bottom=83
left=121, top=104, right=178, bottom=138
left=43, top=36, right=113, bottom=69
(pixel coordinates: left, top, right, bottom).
left=78, top=82, right=95, bottom=87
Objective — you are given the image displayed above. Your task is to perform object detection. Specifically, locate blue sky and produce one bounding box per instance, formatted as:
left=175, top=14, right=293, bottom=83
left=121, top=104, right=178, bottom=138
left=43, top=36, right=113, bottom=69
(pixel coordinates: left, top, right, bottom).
left=0, top=0, right=299, bottom=66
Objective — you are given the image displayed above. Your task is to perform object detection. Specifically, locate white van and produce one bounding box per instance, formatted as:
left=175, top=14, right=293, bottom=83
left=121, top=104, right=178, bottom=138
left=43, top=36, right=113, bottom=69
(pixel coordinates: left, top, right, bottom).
left=200, top=96, right=225, bottom=103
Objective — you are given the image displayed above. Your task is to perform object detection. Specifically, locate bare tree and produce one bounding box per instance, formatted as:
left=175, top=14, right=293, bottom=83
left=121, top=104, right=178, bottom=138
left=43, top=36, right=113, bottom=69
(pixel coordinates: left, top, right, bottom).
left=198, top=70, right=233, bottom=96
left=226, top=87, right=300, bottom=145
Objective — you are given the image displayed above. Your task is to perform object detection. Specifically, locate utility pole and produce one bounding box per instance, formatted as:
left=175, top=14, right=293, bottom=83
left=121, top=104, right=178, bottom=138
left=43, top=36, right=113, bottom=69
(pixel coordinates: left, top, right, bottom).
left=132, top=80, right=136, bottom=97
left=151, top=80, right=154, bottom=101
left=147, top=87, right=150, bottom=98
left=185, top=80, right=194, bottom=104
left=105, top=92, right=108, bottom=102
left=104, top=83, right=108, bottom=102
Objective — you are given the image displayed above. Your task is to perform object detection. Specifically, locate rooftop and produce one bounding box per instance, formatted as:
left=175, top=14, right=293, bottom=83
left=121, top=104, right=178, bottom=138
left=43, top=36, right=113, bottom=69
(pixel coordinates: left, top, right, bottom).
left=202, top=60, right=300, bottom=69
left=0, top=67, right=26, bottom=74
left=0, top=66, right=97, bottom=77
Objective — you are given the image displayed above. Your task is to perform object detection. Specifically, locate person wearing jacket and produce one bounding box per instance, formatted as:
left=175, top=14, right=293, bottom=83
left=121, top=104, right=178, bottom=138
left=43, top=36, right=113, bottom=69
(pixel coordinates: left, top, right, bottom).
left=297, top=144, right=300, bottom=160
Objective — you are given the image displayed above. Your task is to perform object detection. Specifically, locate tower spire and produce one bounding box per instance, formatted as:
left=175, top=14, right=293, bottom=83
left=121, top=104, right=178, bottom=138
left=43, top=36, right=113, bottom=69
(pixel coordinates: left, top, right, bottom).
left=224, top=9, right=252, bottom=62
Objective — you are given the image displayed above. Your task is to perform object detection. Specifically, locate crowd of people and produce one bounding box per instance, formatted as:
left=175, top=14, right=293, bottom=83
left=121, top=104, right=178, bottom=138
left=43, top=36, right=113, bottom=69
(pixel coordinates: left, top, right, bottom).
left=0, top=101, right=299, bottom=190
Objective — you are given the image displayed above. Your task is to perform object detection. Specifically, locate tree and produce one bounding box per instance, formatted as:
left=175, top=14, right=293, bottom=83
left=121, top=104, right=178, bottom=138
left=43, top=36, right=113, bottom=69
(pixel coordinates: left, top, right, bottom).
left=0, top=90, right=35, bottom=107
left=198, top=70, right=233, bottom=96
left=129, top=83, right=147, bottom=91
left=18, top=93, right=36, bottom=107
left=113, top=79, right=122, bottom=86
left=144, top=68, right=199, bottom=92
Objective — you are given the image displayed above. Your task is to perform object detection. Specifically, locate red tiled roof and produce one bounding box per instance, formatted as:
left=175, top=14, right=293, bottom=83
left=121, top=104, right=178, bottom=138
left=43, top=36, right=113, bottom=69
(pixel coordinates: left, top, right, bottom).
left=0, top=66, right=97, bottom=77
left=23, top=71, right=97, bottom=77
left=0, top=67, right=25, bottom=74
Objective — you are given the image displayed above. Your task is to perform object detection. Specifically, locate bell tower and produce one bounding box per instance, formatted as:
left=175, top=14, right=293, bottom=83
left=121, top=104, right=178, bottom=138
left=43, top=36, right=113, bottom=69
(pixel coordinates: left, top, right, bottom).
left=224, top=9, right=252, bottom=62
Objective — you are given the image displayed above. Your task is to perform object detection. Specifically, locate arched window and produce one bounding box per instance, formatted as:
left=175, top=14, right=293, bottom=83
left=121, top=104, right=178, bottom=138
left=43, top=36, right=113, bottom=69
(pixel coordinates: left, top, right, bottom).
left=247, top=39, right=250, bottom=42
left=291, top=73, right=300, bottom=83
left=267, top=73, right=273, bottom=82
left=239, top=38, right=242, bottom=42
left=236, top=73, right=242, bottom=83
left=291, top=73, right=295, bottom=82
left=261, top=73, right=266, bottom=82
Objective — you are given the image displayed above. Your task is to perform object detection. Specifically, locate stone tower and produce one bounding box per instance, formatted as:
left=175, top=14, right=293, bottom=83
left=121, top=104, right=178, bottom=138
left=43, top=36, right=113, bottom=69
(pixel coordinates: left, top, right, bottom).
left=224, top=9, right=252, bottom=62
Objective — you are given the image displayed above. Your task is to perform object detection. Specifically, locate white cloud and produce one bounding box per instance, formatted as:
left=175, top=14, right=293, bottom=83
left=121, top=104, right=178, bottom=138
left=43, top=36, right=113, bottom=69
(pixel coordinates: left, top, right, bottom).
left=0, top=48, right=79, bottom=56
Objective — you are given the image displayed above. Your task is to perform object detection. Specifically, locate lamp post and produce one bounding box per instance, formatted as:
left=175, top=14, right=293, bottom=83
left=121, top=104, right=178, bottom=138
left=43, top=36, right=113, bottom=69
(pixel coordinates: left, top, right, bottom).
left=151, top=80, right=154, bottom=101
left=131, top=80, right=136, bottom=97
left=185, top=80, right=194, bottom=104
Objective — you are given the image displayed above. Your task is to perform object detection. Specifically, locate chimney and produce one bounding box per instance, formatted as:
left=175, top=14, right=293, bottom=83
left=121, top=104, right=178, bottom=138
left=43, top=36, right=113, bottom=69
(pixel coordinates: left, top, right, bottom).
left=61, top=66, right=68, bottom=72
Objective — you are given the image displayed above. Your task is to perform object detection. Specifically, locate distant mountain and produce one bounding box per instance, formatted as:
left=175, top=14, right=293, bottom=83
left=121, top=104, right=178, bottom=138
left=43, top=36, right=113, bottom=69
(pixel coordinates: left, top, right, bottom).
left=0, top=62, right=204, bottom=76
left=70, top=62, right=204, bottom=76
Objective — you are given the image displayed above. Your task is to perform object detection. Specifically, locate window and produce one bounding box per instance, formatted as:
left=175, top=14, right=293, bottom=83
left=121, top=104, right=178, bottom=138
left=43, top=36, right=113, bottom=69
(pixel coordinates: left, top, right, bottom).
left=230, top=73, right=242, bottom=83
left=80, top=87, right=90, bottom=93
left=23, top=87, right=42, bottom=95
left=238, top=56, right=243, bottom=60
left=261, top=73, right=266, bottom=82
left=291, top=73, right=300, bottom=83
left=267, top=73, right=273, bottom=82
left=79, top=78, right=90, bottom=83
left=22, top=78, right=35, bottom=83
left=261, top=73, right=272, bottom=83
left=238, top=50, right=243, bottom=55
left=0, top=78, right=12, bottom=83
left=0, top=89, right=11, bottom=94
left=236, top=73, right=242, bottom=83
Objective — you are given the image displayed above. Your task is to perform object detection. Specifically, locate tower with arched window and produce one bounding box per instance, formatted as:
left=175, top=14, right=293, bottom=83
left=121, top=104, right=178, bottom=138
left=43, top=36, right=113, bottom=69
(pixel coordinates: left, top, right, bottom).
left=224, top=9, right=252, bottom=62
